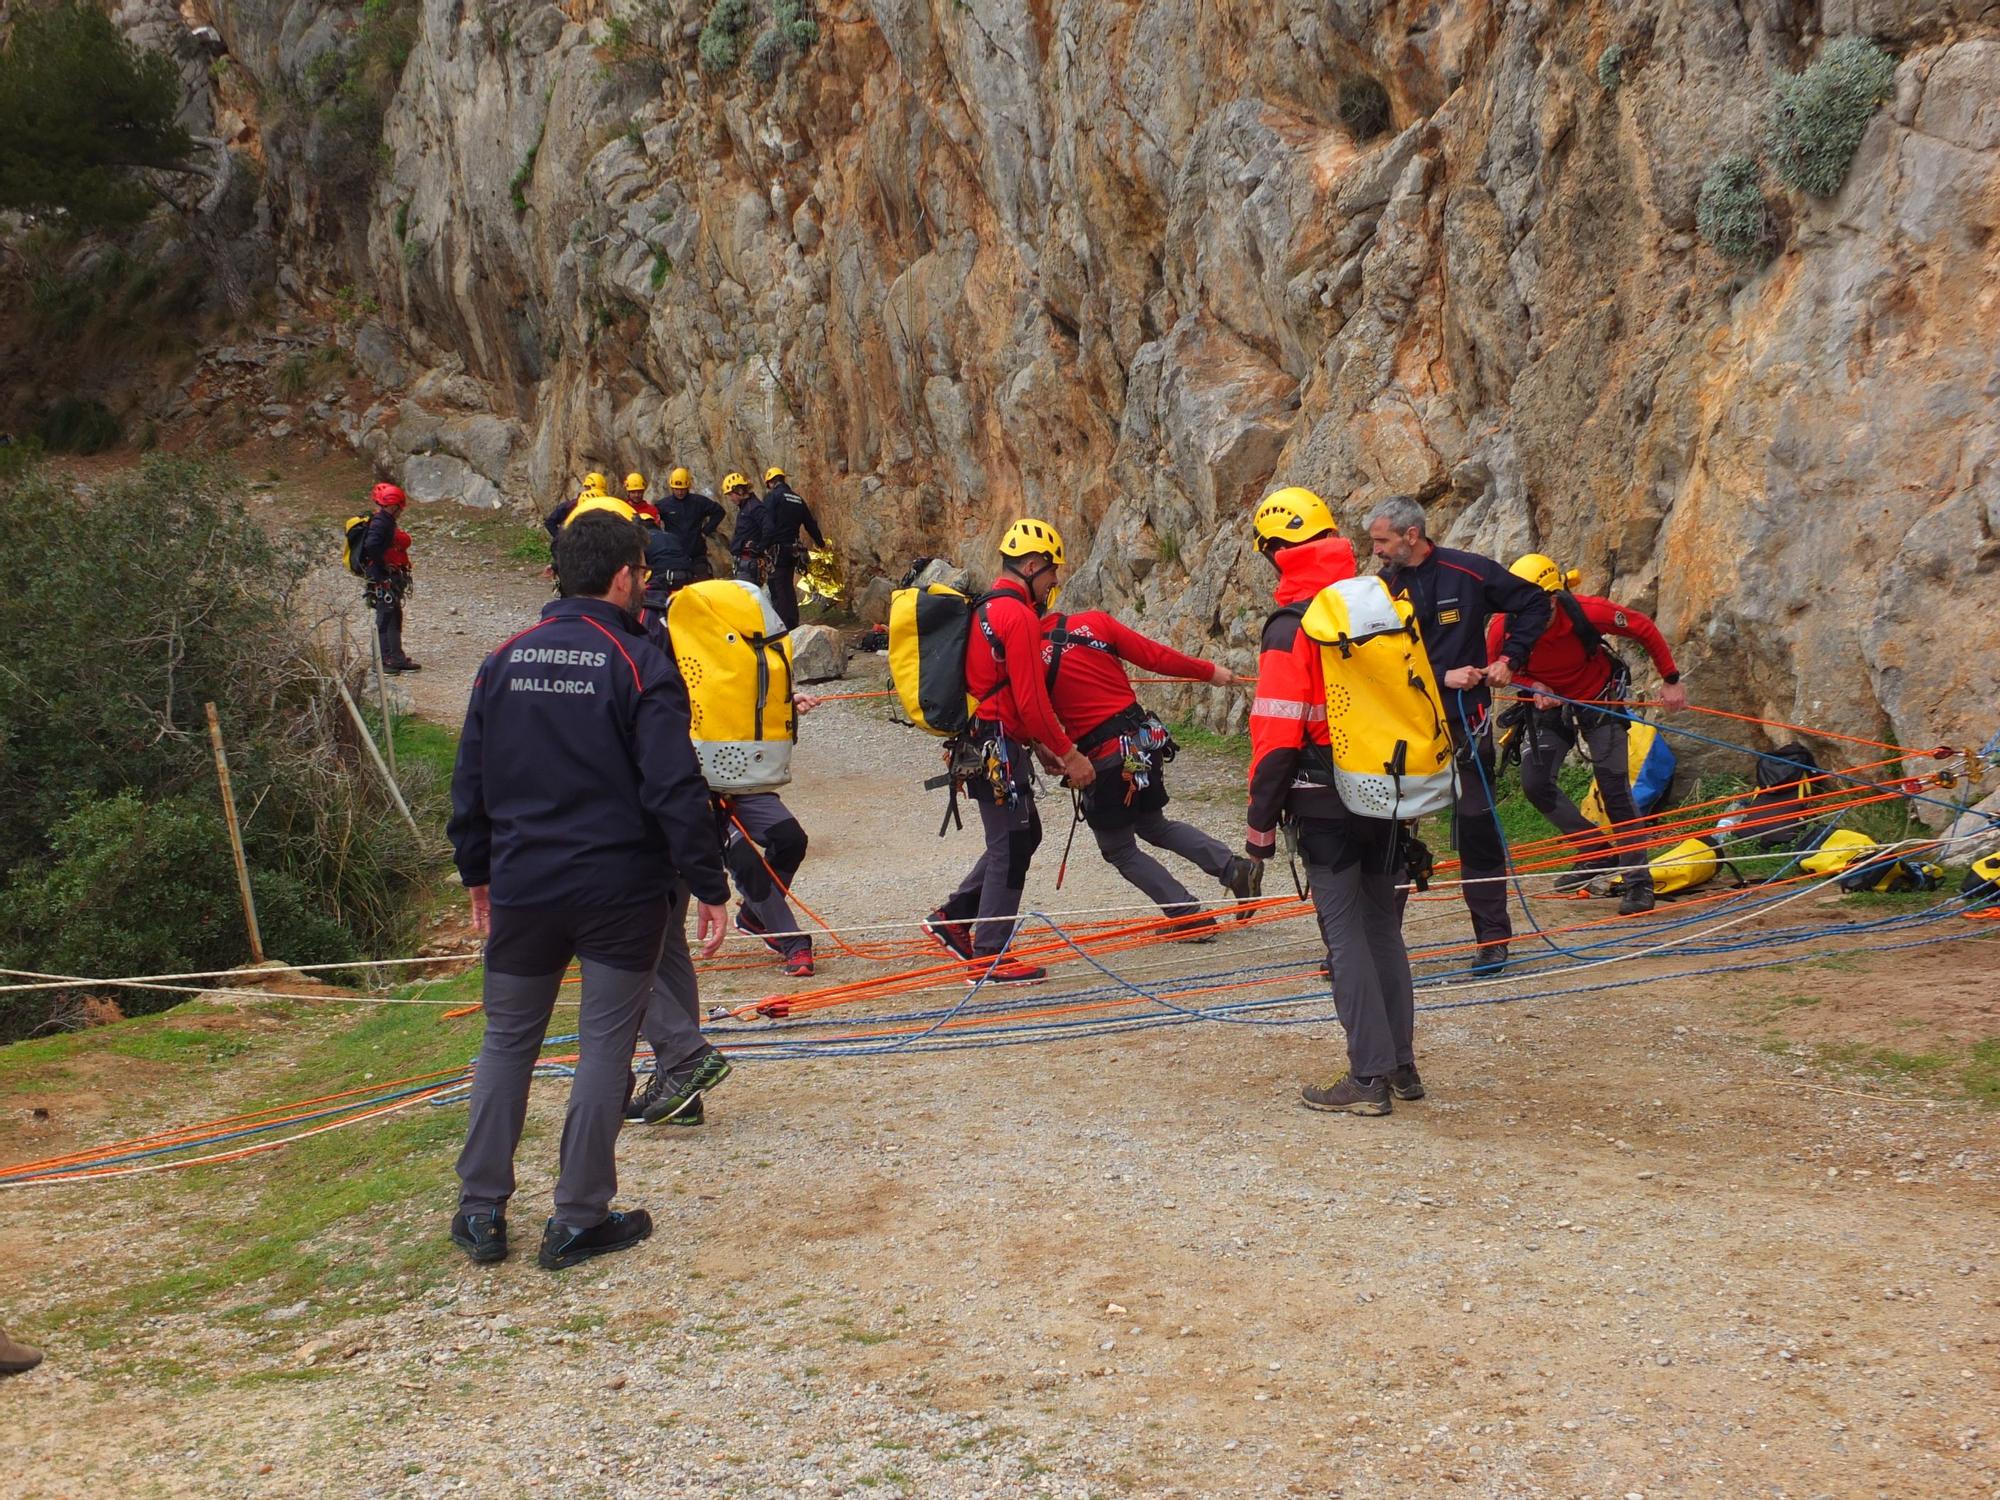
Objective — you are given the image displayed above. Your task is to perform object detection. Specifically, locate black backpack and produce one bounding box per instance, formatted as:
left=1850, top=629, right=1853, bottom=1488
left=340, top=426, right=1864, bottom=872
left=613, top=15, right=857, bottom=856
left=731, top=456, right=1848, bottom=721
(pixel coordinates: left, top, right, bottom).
left=342, top=516, right=371, bottom=576
left=1744, top=742, right=1827, bottom=849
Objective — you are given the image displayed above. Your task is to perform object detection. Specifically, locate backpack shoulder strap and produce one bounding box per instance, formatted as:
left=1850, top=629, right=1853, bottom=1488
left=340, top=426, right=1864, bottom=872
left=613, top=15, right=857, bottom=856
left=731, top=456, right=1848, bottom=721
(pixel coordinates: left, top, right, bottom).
left=1554, top=590, right=1607, bottom=660
left=1040, top=612, right=1120, bottom=692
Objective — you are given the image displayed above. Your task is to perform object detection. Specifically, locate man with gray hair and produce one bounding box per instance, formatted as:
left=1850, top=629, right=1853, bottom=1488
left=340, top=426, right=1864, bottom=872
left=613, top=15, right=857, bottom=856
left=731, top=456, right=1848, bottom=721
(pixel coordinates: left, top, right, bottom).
left=1367, top=495, right=1552, bottom=975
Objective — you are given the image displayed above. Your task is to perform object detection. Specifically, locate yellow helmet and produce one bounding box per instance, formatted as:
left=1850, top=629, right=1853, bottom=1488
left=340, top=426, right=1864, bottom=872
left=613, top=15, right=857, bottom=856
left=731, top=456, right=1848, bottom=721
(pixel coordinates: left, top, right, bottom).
left=668, top=466, right=692, bottom=490
left=563, top=493, right=638, bottom=527
left=1510, top=553, right=1582, bottom=592
left=764, top=466, right=786, bottom=484
left=624, top=472, right=646, bottom=492
left=581, top=471, right=609, bottom=496
left=722, top=472, right=751, bottom=494
left=999, top=518, right=1065, bottom=566
left=1252, top=486, right=1336, bottom=549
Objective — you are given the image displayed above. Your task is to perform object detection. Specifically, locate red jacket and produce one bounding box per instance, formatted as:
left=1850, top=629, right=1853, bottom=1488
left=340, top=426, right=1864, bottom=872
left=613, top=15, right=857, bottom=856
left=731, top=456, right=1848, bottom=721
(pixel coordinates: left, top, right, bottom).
left=966, top=575, right=1073, bottom=756
left=1485, top=592, right=1679, bottom=700
left=1039, top=610, right=1218, bottom=749
left=1246, top=535, right=1357, bottom=850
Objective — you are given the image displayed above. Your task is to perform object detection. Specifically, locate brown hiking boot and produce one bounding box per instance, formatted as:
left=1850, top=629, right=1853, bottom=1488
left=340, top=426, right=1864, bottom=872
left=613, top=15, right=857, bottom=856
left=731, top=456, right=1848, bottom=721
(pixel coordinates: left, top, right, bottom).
left=1300, top=1072, right=1391, bottom=1116
left=0, top=1327, right=44, bottom=1375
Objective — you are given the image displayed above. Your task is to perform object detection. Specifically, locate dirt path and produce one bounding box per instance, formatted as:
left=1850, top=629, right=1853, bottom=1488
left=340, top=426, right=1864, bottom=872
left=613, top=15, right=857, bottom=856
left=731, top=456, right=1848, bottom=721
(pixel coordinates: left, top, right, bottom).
left=3, top=467, right=1998, bottom=1499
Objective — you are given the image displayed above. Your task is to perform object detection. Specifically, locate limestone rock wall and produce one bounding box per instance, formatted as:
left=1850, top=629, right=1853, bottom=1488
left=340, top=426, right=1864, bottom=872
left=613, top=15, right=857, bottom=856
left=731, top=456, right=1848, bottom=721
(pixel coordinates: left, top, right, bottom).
left=190, top=0, right=1999, bottom=765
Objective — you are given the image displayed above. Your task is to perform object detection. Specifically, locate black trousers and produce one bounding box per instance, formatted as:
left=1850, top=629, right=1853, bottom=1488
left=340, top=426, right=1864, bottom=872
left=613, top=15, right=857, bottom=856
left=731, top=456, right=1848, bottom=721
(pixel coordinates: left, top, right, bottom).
left=372, top=591, right=406, bottom=667
left=768, top=549, right=800, bottom=630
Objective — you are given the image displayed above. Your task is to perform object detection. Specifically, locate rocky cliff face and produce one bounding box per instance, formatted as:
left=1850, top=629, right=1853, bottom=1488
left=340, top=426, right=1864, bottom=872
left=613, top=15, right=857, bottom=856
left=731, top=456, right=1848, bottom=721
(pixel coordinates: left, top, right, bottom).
left=161, top=0, right=1999, bottom=772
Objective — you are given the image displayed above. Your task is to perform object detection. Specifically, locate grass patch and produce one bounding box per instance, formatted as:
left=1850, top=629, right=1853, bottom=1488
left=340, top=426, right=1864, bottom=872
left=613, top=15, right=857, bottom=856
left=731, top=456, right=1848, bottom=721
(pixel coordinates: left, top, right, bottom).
left=1167, top=720, right=1250, bottom=760
left=40, top=980, right=490, bottom=1345
left=1962, top=1040, right=2000, bottom=1106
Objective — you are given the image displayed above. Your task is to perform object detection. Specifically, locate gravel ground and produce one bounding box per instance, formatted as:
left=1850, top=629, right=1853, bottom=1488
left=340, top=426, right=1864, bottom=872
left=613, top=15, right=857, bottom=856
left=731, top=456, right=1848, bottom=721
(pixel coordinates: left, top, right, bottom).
left=4, top=459, right=1998, bottom=1498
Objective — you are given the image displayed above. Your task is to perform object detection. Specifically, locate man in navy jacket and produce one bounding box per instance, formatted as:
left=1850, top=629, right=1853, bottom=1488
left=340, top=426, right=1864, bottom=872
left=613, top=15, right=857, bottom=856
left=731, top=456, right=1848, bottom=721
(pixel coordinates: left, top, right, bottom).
left=446, top=511, right=731, bottom=1271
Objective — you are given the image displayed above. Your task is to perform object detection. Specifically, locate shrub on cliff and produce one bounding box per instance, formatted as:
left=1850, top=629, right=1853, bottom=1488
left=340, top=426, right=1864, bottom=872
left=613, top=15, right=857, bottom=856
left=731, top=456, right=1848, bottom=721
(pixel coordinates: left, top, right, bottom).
left=1696, top=155, right=1774, bottom=263
left=699, top=0, right=754, bottom=71
left=1766, top=35, right=1896, bottom=198
left=1338, top=76, right=1391, bottom=141
left=1596, top=43, right=1626, bottom=92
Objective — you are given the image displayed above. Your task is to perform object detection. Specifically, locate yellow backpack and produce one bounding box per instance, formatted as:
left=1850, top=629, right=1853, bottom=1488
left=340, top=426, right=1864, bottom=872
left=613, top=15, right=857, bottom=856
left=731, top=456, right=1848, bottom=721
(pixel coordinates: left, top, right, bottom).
left=664, top=580, right=795, bottom=791
left=888, top=584, right=982, bottom=737
left=342, top=516, right=369, bottom=575
left=1293, top=577, right=1457, bottom=820
left=1581, top=718, right=1678, bottom=830
left=1647, top=836, right=1720, bottom=895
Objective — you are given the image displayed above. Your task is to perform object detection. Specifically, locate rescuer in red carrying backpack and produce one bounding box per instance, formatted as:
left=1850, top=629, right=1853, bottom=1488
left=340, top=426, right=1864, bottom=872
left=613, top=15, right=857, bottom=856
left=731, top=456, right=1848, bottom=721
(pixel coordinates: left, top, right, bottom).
left=1486, top=554, right=1688, bottom=915
left=359, top=482, right=420, bottom=673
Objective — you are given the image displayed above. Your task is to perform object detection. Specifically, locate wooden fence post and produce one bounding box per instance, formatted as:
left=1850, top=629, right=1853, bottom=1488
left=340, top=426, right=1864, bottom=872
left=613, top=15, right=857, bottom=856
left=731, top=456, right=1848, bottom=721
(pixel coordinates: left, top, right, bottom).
left=203, top=701, right=265, bottom=964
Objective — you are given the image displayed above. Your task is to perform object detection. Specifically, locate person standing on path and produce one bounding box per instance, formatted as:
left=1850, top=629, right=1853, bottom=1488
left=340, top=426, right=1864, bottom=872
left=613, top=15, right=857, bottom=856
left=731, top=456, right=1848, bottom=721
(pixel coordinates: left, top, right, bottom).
left=1488, top=554, right=1688, bottom=915
left=647, top=466, right=726, bottom=600
left=724, top=473, right=771, bottom=586
left=922, top=519, right=1095, bottom=985
left=359, top=481, right=420, bottom=673
left=1368, top=495, right=1551, bottom=976
left=447, top=510, right=730, bottom=1270
left=1037, top=606, right=1262, bottom=938
left=757, top=466, right=825, bottom=631
left=1245, top=487, right=1421, bottom=1117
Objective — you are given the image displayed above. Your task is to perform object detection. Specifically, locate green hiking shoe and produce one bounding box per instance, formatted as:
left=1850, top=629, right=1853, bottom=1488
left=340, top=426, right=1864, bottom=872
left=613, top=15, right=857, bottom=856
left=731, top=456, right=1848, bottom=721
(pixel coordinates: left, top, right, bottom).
left=640, top=1047, right=732, bottom=1125
left=1300, top=1072, right=1391, bottom=1116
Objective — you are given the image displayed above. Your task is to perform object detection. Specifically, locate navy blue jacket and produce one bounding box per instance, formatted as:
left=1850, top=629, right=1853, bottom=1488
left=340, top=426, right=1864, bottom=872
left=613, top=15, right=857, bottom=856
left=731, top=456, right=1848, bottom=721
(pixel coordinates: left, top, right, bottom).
left=359, top=508, right=400, bottom=583
left=1384, top=544, right=1552, bottom=715
left=650, top=491, right=725, bottom=572
left=447, top=597, right=730, bottom=909
left=760, top=480, right=824, bottom=555
left=728, top=496, right=770, bottom=559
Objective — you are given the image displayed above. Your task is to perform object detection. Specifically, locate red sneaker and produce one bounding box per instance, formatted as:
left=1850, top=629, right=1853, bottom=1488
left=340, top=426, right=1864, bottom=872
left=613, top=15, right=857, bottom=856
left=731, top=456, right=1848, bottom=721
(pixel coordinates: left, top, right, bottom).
left=922, top=907, right=974, bottom=959
left=781, top=950, right=815, bottom=978
left=967, top=956, right=1044, bottom=986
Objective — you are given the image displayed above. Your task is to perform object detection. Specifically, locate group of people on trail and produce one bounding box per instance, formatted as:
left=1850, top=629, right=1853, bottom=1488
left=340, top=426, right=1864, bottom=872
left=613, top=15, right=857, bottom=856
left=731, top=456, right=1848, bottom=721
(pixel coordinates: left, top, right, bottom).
left=429, top=462, right=1684, bottom=1270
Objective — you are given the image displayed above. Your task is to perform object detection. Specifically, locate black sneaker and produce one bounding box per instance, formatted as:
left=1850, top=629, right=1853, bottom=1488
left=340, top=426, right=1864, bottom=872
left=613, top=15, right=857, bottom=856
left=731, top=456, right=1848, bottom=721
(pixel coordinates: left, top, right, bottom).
left=1223, top=856, right=1265, bottom=913
left=735, top=907, right=783, bottom=956
left=1470, top=944, right=1508, bottom=977
left=450, top=1211, right=508, bottom=1264
left=537, top=1209, right=653, bottom=1270
left=1300, top=1073, right=1391, bottom=1116
left=1618, top=885, right=1657, bottom=916
left=1551, top=868, right=1599, bottom=895
left=625, top=1065, right=665, bottom=1122
left=659, top=1095, right=703, bottom=1128
left=1161, top=908, right=1220, bottom=944
left=640, top=1046, right=732, bottom=1125
left=1388, top=1064, right=1426, bottom=1101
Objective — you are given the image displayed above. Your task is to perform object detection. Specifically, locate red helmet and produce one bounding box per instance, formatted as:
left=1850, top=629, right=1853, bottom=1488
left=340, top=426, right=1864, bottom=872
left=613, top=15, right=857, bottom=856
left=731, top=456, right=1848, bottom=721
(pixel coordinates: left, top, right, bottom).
left=372, top=482, right=407, bottom=509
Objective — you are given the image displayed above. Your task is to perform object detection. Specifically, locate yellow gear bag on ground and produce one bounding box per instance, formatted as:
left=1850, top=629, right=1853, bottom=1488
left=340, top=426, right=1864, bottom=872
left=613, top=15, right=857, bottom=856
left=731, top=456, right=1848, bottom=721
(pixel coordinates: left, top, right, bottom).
left=1296, top=577, right=1457, bottom=820
left=1797, top=827, right=1879, bottom=876
left=665, top=579, right=795, bottom=791
left=1647, top=836, right=1720, bottom=895
left=888, top=584, right=979, bottom=737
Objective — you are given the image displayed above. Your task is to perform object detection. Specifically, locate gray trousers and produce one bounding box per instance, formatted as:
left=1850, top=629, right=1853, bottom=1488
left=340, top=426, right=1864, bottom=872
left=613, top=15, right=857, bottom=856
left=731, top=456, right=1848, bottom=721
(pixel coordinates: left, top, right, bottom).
left=1309, top=860, right=1415, bottom=1080
left=1092, top=809, right=1234, bottom=914
left=1520, top=711, right=1652, bottom=890
left=455, top=959, right=655, bottom=1229
left=641, top=883, right=706, bottom=1071
left=947, top=761, right=1041, bottom=957
left=727, top=791, right=810, bottom=958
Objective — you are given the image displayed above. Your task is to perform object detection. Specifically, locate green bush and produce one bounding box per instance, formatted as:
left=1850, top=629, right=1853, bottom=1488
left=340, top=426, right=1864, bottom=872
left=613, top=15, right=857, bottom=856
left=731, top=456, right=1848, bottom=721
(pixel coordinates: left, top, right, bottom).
left=0, top=793, right=359, bottom=1036
left=1696, top=155, right=1773, bottom=263
left=1596, top=42, right=1626, bottom=92
left=746, top=25, right=787, bottom=82
left=775, top=0, right=819, bottom=51
left=698, top=0, right=753, bottom=72
left=0, top=458, right=447, bottom=1034
left=1766, top=35, right=1896, bottom=198
left=36, top=397, right=120, bottom=453
left=1338, top=75, right=1391, bottom=141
